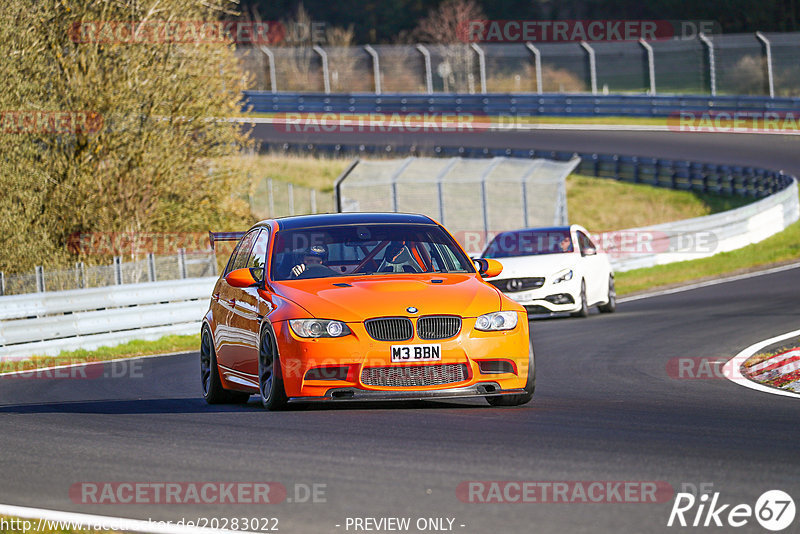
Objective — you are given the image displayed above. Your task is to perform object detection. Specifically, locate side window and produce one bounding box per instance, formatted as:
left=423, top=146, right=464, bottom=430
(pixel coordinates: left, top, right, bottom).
left=577, top=231, right=595, bottom=253
left=246, top=230, right=270, bottom=281
left=226, top=230, right=260, bottom=275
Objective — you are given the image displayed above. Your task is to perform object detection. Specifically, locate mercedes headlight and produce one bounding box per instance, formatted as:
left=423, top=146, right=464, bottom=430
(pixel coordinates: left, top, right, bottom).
left=553, top=269, right=573, bottom=284
left=289, top=319, right=351, bottom=338
left=474, top=311, right=518, bottom=331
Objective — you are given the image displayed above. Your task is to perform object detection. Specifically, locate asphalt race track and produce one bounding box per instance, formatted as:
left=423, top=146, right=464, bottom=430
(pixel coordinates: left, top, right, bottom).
left=1, top=266, right=799, bottom=533
left=251, top=124, right=800, bottom=177
left=1, top=129, right=799, bottom=533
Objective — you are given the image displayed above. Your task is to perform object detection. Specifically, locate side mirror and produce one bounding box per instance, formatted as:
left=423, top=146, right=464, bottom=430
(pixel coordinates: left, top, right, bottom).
left=473, top=258, right=503, bottom=278
left=581, top=247, right=597, bottom=257
left=225, top=268, right=260, bottom=288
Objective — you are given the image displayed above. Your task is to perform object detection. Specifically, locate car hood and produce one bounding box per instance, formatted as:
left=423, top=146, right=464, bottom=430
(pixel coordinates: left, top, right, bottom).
left=272, top=274, right=501, bottom=322
left=485, top=254, right=576, bottom=281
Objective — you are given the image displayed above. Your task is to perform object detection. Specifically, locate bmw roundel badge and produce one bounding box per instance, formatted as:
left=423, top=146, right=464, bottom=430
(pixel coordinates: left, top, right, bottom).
left=406, top=306, right=418, bottom=313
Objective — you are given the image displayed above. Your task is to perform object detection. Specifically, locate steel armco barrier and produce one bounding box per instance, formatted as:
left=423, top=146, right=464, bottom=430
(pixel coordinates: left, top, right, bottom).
left=243, top=91, right=800, bottom=117
left=0, top=277, right=216, bottom=360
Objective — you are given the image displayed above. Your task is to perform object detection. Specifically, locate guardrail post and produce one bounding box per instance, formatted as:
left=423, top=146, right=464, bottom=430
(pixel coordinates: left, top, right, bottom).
left=260, top=46, right=277, bottom=93
left=698, top=33, right=716, bottom=96
left=364, top=45, right=381, bottom=94
left=0, top=271, right=5, bottom=296
left=525, top=43, right=543, bottom=94
left=632, top=157, right=640, bottom=183
left=755, top=32, right=775, bottom=98
left=178, top=249, right=187, bottom=279
left=313, top=45, right=331, bottom=94
left=416, top=44, right=433, bottom=94
left=580, top=41, right=598, bottom=95
left=35, top=265, right=45, bottom=292
left=147, top=253, right=156, bottom=282
left=113, top=257, right=122, bottom=285
left=639, top=39, right=656, bottom=95
left=471, top=43, right=487, bottom=94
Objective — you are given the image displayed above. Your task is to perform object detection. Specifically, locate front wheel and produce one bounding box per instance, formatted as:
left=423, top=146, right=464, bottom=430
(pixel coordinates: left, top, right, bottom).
left=200, top=328, right=249, bottom=404
left=486, top=339, right=535, bottom=407
left=259, top=326, right=289, bottom=411
left=570, top=280, right=589, bottom=318
left=598, top=275, right=616, bottom=313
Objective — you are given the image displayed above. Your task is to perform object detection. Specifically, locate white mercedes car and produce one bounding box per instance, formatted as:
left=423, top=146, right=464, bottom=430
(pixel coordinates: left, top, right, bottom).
left=481, top=225, right=615, bottom=317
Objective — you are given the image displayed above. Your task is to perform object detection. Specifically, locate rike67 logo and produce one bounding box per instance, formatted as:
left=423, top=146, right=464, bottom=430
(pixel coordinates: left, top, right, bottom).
left=668, top=490, right=795, bottom=530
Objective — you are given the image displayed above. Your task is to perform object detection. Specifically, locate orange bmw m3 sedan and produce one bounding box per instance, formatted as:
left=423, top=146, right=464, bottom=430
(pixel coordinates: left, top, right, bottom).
left=201, top=213, right=534, bottom=410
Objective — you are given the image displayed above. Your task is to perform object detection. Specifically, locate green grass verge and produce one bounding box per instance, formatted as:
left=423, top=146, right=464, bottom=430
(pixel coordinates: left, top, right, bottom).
left=616, top=216, right=800, bottom=296
left=0, top=334, right=199, bottom=375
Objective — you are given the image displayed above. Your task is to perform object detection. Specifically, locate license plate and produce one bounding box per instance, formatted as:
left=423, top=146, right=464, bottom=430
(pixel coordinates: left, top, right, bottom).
left=390, top=344, right=441, bottom=363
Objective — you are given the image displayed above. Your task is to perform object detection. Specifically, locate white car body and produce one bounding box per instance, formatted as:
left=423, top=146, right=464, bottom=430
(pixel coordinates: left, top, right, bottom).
left=481, top=224, right=615, bottom=316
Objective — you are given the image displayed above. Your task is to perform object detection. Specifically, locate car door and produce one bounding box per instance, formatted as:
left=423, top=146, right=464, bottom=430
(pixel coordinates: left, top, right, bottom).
left=576, top=230, right=604, bottom=304
left=226, top=229, right=271, bottom=377
left=216, top=229, right=260, bottom=370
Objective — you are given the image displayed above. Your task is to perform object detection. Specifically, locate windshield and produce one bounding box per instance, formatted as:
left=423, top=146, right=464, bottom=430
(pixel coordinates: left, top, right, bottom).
left=270, top=224, right=475, bottom=280
left=484, top=229, right=574, bottom=258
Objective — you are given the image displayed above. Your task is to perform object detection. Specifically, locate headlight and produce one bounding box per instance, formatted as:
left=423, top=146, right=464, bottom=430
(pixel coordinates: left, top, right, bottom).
left=289, top=319, right=351, bottom=338
left=553, top=269, right=573, bottom=284
left=474, top=311, right=518, bottom=331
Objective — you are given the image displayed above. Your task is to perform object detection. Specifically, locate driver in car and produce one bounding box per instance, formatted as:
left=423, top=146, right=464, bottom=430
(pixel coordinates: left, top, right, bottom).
left=290, top=244, right=337, bottom=277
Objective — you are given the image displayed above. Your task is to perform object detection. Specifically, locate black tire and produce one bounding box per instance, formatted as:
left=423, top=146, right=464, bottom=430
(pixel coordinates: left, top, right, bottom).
left=571, top=279, right=589, bottom=318
left=258, top=325, right=289, bottom=411
left=486, top=338, right=535, bottom=407
left=200, top=327, right=250, bottom=404
left=598, top=275, right=617, bottom=313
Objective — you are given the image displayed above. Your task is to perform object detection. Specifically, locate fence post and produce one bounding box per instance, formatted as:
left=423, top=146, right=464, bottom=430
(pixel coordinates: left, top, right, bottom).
left=268, top=178, right=275, bottom=217
left=178, top=248, right=187, bottom=279
left=147, top=253, right=156, bottom=282
left=0, top=271, right=5, bottom=296
left=639, top=39, right=656, bottom=95
left=525, top=43, right=543, bottom=94
left=755, top=32, right=775, bottom=98
left=75, top=262, right=86, bottom=289
left=260, top=46, right=277, bottom=93
left=580, top=41, right=598, bottom=95
left=313, top=45, right=331, bottom=94
left=35, top=265, right=45, bottom=292
left=698, top=33, right=716, bottom=96
left=112, top=257, right=122, bottom=285
left=471, top=43, right=487, bottom=94
left=364, top=45, right=381, bottom=95
left=416, top=44, right=433, bottom=94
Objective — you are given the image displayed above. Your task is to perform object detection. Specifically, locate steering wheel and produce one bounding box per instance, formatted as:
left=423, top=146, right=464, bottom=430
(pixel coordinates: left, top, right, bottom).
left=288, top=264, right=338, bottom=280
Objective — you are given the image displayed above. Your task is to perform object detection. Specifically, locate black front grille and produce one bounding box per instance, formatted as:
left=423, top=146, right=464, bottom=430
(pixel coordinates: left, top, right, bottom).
left=417, top=316, right=462, bottom=340
left=365, top=317, right=413, bottom=341
left=488, top=277, right=545, bottom=293
left=361, top=364, right=469, bottom=387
